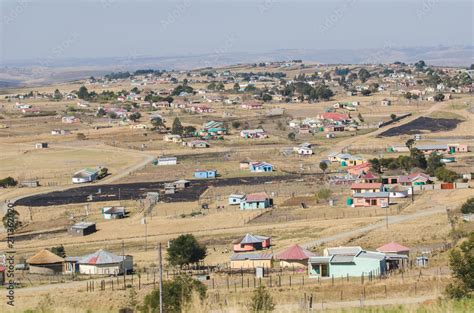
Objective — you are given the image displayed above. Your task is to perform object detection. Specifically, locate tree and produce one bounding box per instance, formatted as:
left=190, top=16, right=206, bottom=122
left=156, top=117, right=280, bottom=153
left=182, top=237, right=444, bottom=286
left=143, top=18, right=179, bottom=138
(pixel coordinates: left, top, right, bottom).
left=390, top=114, right=397, bottom=120
left=434, top=167, right=458, bottom=183
left=96, top=107, right=106, bottom=117
left=151, top=116, right=164, bottom=128
left=249, top=286, right=275, bottom=312
left=141, top=275, right=206, bottom=313
left=405, top=139, right=415, bottom=150
left=358, top=68, right=370, bottom=83
left=434, top=93, right=445, bottom=102
left=233, top=83, right=240, bottom=92
left=53, top=89, right=62, bottom=100
left=460, top=198, right=474, bottom=214
left=171, top=117, right=184, bottom=135
left=415, top=60, right=426, bottom=70
left=445, top=232, right=474, bottom=299
left=50, top=245, right=66, bottom=258
left=129, top=112, right=141, bottom=122
left=262, top=94, right=272, bottom=102
left=369, top=158, right=381, bottom=173
left=2, top=208, right=21, bottom=231
left=77, top=86, right=89, bottom=100
left=183, top=126, right=196, bottom=137
left=0, top=176, right=17, bottom=188
left=232, top=121, right=241, bottom=129
left=361, top=89, right=371, bottom=96
left=319, top=161, right=328, bottom=174
left=108, top=111, right=118, bottom=119
left=426, top=152, right=444, bottom=175
left=409, top=148, right=427, bottom=169
left=287, top=132, right=296, bottom=141
left=316, top=188, right=332, bottom=202
left=166, top=234, right=206, bottom=268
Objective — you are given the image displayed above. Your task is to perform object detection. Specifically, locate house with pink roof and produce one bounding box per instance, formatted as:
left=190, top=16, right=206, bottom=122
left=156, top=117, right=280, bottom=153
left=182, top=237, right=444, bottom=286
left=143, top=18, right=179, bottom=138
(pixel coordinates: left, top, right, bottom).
left=376, top=242, right=410, bottom=256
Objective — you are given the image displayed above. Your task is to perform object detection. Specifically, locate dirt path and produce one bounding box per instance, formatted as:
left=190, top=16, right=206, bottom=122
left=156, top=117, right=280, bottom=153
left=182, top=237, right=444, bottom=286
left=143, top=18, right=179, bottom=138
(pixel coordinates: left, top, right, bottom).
left=299, top=205, right=449, bottom=249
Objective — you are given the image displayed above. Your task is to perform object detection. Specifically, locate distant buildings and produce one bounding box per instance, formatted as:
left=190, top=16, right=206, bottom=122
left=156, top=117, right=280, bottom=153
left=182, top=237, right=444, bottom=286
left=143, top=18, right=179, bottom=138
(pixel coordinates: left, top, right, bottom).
left=72, top=168, right=100, bottom=184
left=240, top=192, right=272, bottom=210
left=232, top=234, right=271, bottom=252
left=68, top=222, right=97, bottom=236
left=194, top=169, right=217, bottom=179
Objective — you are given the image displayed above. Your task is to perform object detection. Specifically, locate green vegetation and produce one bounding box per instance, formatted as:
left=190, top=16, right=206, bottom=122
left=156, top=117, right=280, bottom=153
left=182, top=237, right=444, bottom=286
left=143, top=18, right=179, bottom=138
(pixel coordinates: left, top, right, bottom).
left=2, top=207, right=21, bottom=231
left=50, top=245, right=66, bottom=258
left=166, top=234, right=207, bottom=267
left=319, top=161, right=328, bottom=174
left=249, top=286, right=275, bottom=312
left=0, top=176, right=17, bottom=188
left=445, top=232, right=473, bottom=299
left=128, top=112, right=141, bottom=122
left=171, top=85, right=194, bottom=96
left=461, top=198, right=474, bottom=214
left=141, top=275, right=206, bottom=313
left=171, top=117, right=184, bottom=135
left=358, top=68, right=370, bottom=83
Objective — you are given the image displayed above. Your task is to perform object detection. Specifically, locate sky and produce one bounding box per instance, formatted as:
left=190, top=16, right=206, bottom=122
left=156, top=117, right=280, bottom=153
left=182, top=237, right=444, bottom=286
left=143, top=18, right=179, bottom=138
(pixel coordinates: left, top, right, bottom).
left=0, top=0, right=473, bottom=64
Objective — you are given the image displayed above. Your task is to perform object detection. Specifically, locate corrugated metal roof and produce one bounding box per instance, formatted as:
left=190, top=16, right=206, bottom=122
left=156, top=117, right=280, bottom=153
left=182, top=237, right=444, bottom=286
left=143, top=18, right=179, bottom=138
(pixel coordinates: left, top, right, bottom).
left=78, top=249, right=125, bottom=265
left=353, top=192, right=390, bottom=198
left=331, top=255, right=354, bottom=263
left=233, top=233, right=269, bottom=244
left=230, top=253, right=273, bottom=261
left=326, top=246, right=362, bottom=256
left=357, top=251, right=386, bottom=260
left=308, top=256, right=332, bottom=264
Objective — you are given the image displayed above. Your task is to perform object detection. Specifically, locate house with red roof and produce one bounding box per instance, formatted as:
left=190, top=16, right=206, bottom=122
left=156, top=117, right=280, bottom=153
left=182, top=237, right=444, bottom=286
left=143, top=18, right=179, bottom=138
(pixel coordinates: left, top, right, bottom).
left=240, top=192, right=272, bottom=210
left=376, top=242, right=410, bottom=256
left=358, top=172, right=379, bottom=183
left=347, top=162, right=371, bottom=176
left=241, top=101, right=263, bottom=110
left=277, top=244, right=315, bottom=268
left=350, top=182, right=383, bottom=195
left=317, top=112, right=350, bottom=123
left=74, top=249, right=133, bottom=275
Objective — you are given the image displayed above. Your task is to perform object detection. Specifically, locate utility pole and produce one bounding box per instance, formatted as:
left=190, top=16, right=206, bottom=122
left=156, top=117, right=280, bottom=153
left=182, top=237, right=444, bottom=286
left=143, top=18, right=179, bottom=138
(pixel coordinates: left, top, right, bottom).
left=122, top=240, right=126, bottom=288
left=159, top=243, right=163, bottom=313
left=144, top=214, right=148, bottom=251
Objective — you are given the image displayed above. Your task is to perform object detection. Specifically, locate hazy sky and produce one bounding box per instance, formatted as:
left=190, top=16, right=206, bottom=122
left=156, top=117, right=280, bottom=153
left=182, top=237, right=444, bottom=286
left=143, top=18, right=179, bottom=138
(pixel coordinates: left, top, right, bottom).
left=1, top=0, right=473, bottom=64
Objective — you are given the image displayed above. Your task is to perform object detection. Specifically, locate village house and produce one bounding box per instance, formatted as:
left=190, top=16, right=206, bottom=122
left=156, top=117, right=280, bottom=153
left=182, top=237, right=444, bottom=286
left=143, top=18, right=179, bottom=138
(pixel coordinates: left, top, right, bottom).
left=347, top=162, right=372, bottom=176
left=240, top=192, right=272, bottom=210
left=68, top=222, right=97, bottom=236
left=358, top=172, right=379, bottom=183
left=397, top=173, right=431, bottom=186
left=352, top=192, right=390, bottom=207
left=27, top=249, right=64, bottom=275
left=51, top=129, right=71, bottom=135
left=308, top=249, right=387, bottom=278
left=240, top=129, right=267, bottom=139
left=387, top=185, right=410, bottom=198
left=102, top=206, right=126, bottom=219
left=381, top=99, right=392, bottom=106
left=157, top=157, right=177, bottom=166
left=228, top=194, right=246, bottom=205
left=277, top=244, right=315, bottom=268
left=72, top=167, right=100, bottom=184
left=62, top=116, right=81, bottom=124
left=376, top=242, right=410, bottom=270
left=188, top=104, right=214, bottom=113
left=350, top=182, right=383, bottom=195
left=241, top=101, right=263, bottom=110
left=194, top=169, right=217, bottom=179
left=316, top=112, right=350, bottom=123
left=163, top=134, right=182, bottom=143
left=230, top=253, right=273, bottom=269
left=249, top=162, right=274, bottom=172
left=232, top=234, right=271, bottom=252
left=185, top=140, right=209, bottom=148
left=72, top=249, right=133, bottom=275
left=173, top=179, right=190, bottom=189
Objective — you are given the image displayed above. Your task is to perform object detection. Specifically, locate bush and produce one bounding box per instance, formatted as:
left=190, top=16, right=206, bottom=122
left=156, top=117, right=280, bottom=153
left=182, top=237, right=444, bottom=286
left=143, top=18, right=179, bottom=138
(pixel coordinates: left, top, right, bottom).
left=232, top=121, right=241, bottom=129
left=461, top=198, right=474, bottom=214
left=249, top=286, right=275, bottom=312
left=445, top=232, right=474, bottom=299
left=141, top=275, right=206, bottom=313
left=0, top=176, right=17, bottom=188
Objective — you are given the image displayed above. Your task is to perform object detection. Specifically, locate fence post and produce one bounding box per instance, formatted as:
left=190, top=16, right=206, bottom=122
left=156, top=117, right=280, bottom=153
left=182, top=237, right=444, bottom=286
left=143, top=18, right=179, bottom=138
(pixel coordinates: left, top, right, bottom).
left=227, top=277, right=229, bottom=289
left=332, top=275, right=334, bottom=286
left=289, top=275, right=292, bottom=287
left=212, top=278, right=215, bottom=289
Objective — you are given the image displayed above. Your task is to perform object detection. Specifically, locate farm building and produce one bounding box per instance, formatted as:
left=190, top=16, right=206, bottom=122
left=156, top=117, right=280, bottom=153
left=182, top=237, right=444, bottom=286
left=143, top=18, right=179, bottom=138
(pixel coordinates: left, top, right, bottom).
left=241, top=101, right=263, bottom=110
left=240, top=192, right=272, bottom=210
left=20, top=180, right=39, bottom=188
left=398, top=173, right=431, bottom=186
left=347, top=162, right=371, bottom=176
left=249, top=162, right=273, bottom=172
left=173, top=179, right=190, bottom=189
left=35, top=142, right=48, bottom=149
left=277, top=244, right=315, bottom=268
left=102, top=206, right=126, bottom=219
left=68, top=222, right=96, bottom=236
left=309, top=249, right=386, bottom=278
left=350, top=183, right=383, bottom=195
left=381, top=99, right=392, bottom=106
left=228, top=194, right=245, bottom=205
left=230, top=253, right=273, bottom=269
left=352, top=192, right=390, bottom=207
left=377, top=242, right=410, bottom=256
left=62, top=116, right=81, bottom=123
left=376, top=243, right=410, bottom=270
left=233, top=234, right=271, bottom=252
left=157, top=157, right=177, bottom=166
left=76, top=249, right=133, bottom=275
left=194, top=169, right=217, bottom=179
left=72, top=168, right=100, bottom=184
left=51, top=129, right=71, bottom=135
left=185, top=140, right=209, bottom=148
left=163, top=134, right=182, bottom=143
left=27, top=249, right=64, bottom=275
left=240, top=129, right=267, bottom=139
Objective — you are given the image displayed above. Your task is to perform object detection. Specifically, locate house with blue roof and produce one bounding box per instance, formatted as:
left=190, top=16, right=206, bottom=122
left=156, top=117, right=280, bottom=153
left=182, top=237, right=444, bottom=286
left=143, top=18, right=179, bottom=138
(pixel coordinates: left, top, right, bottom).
left=249, top=162, right=273, bottom=173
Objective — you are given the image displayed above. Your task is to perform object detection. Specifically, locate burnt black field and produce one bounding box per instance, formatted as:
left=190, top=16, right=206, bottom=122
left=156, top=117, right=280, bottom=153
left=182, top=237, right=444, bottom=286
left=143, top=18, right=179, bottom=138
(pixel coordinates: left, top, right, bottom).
left=15, top=174, right=310, bottom=207
left=378, top=117, right=462, bottom=137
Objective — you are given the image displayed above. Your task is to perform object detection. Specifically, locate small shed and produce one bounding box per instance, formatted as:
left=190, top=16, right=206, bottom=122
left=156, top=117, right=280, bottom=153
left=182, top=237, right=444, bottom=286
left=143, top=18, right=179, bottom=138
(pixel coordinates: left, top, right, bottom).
left=157, top=157, right=177, bottom=166
left=102, top=207, right=125, bottom=219
left=26, top=249, right=64, bottom=275
left=35, top=142, right=48, bottom=149
left=233, top=234, right=271, bottom=252
left=20, top=180, right=40, bottom=188
left=68, top=222, right=96, bottom=236
left=173, top=180, right=190, bottom=189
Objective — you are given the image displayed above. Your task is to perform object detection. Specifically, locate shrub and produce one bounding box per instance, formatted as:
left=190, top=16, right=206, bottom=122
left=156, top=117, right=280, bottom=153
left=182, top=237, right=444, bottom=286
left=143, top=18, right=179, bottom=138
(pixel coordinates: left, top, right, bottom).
left=167, top=234, right=206, bottom=267
left=461, top=198, right=474, bottom=214
left=249, top=286, right=275, bottom=312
